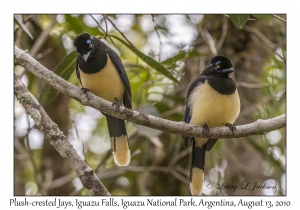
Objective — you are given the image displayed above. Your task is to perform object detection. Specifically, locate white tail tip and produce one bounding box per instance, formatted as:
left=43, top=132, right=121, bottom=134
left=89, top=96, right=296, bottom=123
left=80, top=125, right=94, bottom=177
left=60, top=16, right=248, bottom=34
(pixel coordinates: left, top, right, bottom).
left=190, top=167, right=204, bottom=195
left=111, top=135, right=131, bottom=166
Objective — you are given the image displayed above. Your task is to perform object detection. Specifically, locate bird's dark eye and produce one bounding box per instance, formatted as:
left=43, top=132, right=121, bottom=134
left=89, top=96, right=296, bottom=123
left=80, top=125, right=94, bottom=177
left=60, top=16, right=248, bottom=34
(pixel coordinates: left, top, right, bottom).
left=89, top=44, right=93, bottom=48
left=216, top=65, right=220, bottom=68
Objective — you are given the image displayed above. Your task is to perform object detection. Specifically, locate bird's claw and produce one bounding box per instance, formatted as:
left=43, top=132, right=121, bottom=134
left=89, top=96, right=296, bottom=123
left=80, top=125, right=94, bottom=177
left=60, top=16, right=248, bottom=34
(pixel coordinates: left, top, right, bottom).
left=226, top=123, right=236, bottom=134
left=112, top=98, right=121, bottom=110
left=81, top=87, right=90, bottom=94
left=202, top=123, right=210, bottom=135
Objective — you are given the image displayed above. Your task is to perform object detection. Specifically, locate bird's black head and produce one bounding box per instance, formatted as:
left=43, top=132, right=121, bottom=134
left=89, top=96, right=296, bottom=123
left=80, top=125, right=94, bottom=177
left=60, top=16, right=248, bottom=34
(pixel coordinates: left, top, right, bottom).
left=203, top=55, right=234, bottom=76
left=73, top=33, right=96, bottom=62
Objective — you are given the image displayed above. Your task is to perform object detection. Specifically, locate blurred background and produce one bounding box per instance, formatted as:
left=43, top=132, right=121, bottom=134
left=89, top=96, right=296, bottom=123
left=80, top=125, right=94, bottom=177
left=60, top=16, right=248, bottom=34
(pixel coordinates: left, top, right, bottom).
left=14, top=14, right=286, bottom=196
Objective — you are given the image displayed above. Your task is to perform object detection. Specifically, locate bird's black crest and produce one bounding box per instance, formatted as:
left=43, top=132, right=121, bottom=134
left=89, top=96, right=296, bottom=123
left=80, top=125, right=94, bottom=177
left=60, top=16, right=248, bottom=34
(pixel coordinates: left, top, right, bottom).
left=73, top=33, right=95, bottom=55
left=211, top=55, right=232, bottom=69
left=73, top=33, right=91, bottom=46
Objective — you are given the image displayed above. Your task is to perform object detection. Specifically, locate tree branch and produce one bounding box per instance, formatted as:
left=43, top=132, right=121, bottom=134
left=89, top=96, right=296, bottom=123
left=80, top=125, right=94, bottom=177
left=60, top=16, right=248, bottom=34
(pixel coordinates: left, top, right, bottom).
left=14, top=73, right=110, bottom=196
left=14, top=45, right=286, bottom=139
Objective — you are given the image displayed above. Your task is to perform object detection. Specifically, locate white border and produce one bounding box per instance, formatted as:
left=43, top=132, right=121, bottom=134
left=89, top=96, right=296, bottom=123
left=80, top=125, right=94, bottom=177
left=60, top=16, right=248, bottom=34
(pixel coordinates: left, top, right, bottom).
left=4, top=0, right=297, bottom=209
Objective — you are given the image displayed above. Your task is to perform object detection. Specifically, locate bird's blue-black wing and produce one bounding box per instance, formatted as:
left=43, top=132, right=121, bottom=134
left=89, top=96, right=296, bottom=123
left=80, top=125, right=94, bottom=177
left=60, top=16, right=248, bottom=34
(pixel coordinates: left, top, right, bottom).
left=75, top=60, right=82, bottom=86
left=184, top=75, right=207, bottom=123
left=183, top=75, right=207, bottom=147
left=107, top=48, right=132, bottom=110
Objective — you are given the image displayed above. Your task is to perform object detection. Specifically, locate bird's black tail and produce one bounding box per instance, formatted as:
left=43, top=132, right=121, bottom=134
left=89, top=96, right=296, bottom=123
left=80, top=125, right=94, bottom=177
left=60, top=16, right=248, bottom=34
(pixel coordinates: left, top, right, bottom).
left=106, top=115, right=130, bottom=166
left=190, top=138, right=206, bottom=195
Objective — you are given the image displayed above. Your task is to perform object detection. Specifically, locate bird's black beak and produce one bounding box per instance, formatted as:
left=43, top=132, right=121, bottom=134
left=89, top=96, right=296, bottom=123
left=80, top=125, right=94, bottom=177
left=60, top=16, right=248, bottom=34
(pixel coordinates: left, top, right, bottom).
left=222, top=68, right=234, bottom=74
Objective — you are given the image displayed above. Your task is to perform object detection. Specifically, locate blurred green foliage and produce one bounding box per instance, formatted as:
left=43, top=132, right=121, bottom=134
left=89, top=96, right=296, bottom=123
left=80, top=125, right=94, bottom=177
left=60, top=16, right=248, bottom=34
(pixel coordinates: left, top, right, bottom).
left=14, top=14, right=286, bottom=196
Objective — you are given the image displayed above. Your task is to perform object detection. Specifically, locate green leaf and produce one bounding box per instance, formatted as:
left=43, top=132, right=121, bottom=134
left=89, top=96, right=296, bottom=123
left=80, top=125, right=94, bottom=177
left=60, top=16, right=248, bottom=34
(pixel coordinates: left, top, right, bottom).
left=14, top=15, right=33, bottom=39
left=39, top=50, right=77, bottom=106
left=161, top=50, right=200, bottom=66
left=229, top=15, right=249, bottom=29
left=110, top=35, right=180, bottom=84
left=253, top=14, right=271, bottom=23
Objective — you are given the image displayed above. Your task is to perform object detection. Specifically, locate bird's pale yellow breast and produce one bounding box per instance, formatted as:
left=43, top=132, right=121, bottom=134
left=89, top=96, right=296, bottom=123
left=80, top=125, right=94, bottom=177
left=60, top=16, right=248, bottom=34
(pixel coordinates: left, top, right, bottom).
left=188, top=81, right=240, bottom=128
left=79, top=55, right=125, bottom=103
left=188, top=81, right=240, bottom=146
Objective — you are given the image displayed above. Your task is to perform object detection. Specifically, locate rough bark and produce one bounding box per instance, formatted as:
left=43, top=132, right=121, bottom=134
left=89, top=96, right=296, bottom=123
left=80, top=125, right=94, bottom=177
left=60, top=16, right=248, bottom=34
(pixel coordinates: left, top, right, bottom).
left=14, top=73, right=110, bottom=196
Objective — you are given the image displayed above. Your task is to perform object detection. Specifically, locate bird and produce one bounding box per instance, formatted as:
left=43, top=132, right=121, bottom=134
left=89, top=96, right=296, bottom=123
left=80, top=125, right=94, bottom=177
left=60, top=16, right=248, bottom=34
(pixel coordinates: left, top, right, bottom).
left=183, top=55, right=240, bottom=195
left=73, top=33, right=132, bottom=166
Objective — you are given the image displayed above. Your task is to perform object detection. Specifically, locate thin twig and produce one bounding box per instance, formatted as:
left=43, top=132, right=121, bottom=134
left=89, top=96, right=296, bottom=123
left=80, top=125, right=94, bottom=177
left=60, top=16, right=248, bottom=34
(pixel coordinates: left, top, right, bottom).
left=90, top=14, right=116, bottom=46
left=103, top=15, right=134, bottom=46
left=226, top=144, right=261, bottom=174
left=119, top=166, right=169, bottom=172
left=216, top=16, right=228, bottom=50
left=239, top=95, right=274, bottom=117
left=174, top=165, right=189, bottom=177
left=197, top=26, right=217, bottom=56
left=272, top=15, right=286, bottom=22
left=160, top=106, right=184, bottom=118
left=14, top=137, right=29, bottom=159
left=73, top=120, right=87, bottom=161
left=95, top=150, right=111, bottom=173
left=89, top=14, right=105, bottom=33
left=154, top=26, right=163, bottom=62
left=135, top=70, right=151, bottom=106
left=169, top=147, right=192, bottom=166
left=236, top=82, right=269, bottom=89
left=101, top=14, right=109, bottom=39
left=48, top=174, right=75, bottom=190
left=244, top=26, right=276, bottom=49
left=15, top=25, right=23, bottom=46
left=170, top=169, right=189, bottom=185
left=69, top=188, right=82, bottom=196
left=151, top=15, right=155, bottom=22
left=36, top=48, right=53, bottom=60
left=29, top=15, right=57, bottom=57
left=275, top=50, right=285, bottom=61
left=97, top=169, right=124, bottom=179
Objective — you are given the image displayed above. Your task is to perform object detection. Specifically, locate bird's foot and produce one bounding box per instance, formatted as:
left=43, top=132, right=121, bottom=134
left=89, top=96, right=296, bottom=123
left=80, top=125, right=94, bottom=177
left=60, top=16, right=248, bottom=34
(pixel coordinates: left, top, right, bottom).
left=225, top=123, right=236, bottom=134
left=112, top=98, right=121, bottom=110
left=81, top=87, right=90, bottom=94
left=202, top=123, right=210, bottom=135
